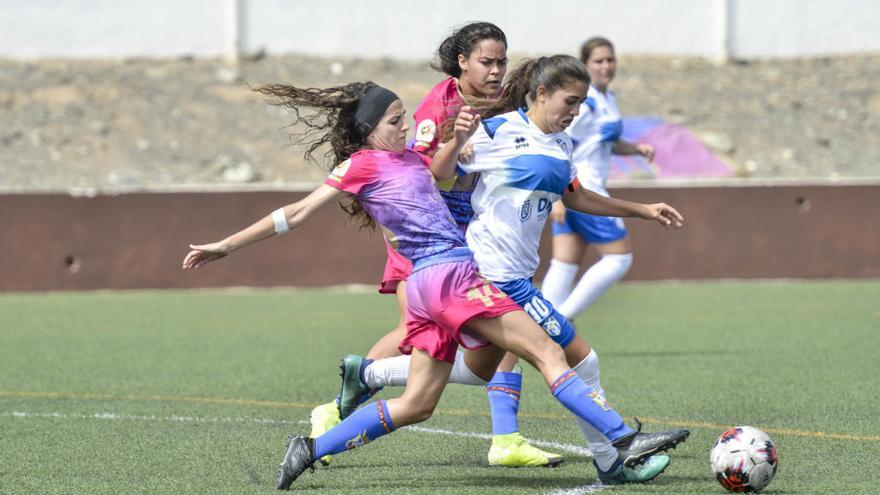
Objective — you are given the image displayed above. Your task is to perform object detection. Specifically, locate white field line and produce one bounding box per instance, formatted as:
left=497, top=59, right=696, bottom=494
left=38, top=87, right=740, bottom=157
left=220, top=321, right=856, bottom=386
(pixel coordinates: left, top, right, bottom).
left=3, top=410, right=607, bottom=494
left=542, top=482, right=608, bottom=495
left=1, top=410, right=301, bottom=425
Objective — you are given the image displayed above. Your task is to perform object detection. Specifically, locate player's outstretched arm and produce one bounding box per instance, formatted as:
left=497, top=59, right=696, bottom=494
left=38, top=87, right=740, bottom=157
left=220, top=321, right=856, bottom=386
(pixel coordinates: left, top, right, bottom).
left=182, top=184, right=345, bottom=270
left=613, top=139, right=655, bottom=161
left=430, top=106, right=481, bottom=181
left=561, top=186, right=684, bottom=229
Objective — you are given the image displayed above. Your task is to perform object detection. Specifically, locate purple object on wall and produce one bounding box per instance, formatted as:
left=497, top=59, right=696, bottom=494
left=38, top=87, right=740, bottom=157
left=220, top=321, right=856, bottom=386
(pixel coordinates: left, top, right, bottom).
left=609, top=117, right=732, bottom=179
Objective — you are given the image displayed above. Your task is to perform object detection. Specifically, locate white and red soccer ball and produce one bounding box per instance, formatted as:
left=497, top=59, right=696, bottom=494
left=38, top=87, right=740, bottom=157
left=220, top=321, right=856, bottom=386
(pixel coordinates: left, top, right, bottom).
left=710, top=426, right=779, bottom=492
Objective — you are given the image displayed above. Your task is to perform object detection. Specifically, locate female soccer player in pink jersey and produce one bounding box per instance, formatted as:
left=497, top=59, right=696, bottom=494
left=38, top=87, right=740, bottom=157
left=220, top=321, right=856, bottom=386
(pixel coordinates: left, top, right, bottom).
left=310, top=22, right=560, bottom=468
left=181, top=79, right=687, bottom=490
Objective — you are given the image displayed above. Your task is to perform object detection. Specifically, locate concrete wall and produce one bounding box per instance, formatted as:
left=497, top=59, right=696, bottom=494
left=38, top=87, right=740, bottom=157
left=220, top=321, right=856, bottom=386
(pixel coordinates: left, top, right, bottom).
left=2, top=0, right=879, bottom=60
left=1, top=184, right=877, bottom=292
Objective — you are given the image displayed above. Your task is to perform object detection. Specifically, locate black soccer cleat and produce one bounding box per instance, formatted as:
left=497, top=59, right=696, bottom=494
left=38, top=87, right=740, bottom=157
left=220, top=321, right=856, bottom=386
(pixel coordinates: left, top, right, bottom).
left=612, top=419, right=690, bottom=467
left=276, top=435, right=316, bottom=490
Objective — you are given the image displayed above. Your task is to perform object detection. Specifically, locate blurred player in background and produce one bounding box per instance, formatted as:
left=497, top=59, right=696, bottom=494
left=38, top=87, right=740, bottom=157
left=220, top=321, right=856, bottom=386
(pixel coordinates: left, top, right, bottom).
left=311, top=21, right=562, bottom=468
left=542, top=37, right=655, bottom=319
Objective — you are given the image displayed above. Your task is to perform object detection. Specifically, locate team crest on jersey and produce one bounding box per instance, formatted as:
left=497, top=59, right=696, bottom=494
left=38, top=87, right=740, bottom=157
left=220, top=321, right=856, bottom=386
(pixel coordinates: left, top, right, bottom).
left=415, top=119, right=436, bottom=146
left=519, top=199, right=532, bottom=221
left=345, top=431, right=370, bottom=450
left=328, top=159, right=352, bottom=182
left=514, top=136, right=529, bottom=150
left=542, top=317, right=562, bottom=337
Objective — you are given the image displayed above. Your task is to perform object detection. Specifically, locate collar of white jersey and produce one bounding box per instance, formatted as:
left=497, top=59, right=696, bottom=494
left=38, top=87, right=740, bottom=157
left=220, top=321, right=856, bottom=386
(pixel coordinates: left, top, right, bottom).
left=589, top=84, right=614, bottom=99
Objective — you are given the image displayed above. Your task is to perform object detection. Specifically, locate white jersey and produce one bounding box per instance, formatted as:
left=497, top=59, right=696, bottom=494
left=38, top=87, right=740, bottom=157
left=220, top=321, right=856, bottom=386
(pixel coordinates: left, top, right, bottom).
left=565, top=85, right=622, bottom=195
left=458, top=109, right=577, bottom=281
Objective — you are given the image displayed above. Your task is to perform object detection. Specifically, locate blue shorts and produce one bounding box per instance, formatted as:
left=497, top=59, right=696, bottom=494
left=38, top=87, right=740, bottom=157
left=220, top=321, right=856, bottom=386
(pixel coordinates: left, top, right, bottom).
left=552, top=209, right=627, bottom=244
left=491, top=278, right=576, bottom=348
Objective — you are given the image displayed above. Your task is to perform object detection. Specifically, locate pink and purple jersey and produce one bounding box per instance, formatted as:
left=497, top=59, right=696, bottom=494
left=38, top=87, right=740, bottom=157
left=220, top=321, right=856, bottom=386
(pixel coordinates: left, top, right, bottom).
left=325, top=149, right=468, bottom=267
left=326, top=148, right=522, bottom=363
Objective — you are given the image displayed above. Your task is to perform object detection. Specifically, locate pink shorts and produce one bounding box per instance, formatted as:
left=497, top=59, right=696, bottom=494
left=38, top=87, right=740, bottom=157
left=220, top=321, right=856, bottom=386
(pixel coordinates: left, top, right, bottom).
left=398, top=259, right=521, bottom=363
left=379, top=241, right=413, bottom=294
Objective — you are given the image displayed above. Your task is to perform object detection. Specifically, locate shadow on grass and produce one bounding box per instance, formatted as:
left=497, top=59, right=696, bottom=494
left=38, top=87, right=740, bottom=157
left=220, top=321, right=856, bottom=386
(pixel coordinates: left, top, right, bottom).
left=257, top=461, right=791, bottom=493
left=312, top=456, right=593, bottom=470
left=266, top=459, right=604, bottom=492
left=298, top=473, right=603, bottom=492
left=655, top=474, right=793, bottom=494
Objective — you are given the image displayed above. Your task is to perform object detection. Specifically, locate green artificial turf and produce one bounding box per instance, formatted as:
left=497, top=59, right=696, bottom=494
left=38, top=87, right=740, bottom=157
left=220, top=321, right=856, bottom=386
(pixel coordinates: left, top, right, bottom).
left=1, top=280, right=878, bottom=494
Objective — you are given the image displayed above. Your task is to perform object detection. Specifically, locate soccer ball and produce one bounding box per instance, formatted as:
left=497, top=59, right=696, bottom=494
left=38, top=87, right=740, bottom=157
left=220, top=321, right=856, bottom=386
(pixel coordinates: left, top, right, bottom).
left=710, top=426, right=779, bottom=492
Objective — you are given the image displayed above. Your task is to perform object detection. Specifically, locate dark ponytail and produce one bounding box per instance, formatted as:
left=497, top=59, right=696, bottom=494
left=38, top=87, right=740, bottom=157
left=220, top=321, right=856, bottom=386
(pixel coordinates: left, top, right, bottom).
left=433, top=22, right=507, bottom=77
left=476, top=54, right=590, bottom=118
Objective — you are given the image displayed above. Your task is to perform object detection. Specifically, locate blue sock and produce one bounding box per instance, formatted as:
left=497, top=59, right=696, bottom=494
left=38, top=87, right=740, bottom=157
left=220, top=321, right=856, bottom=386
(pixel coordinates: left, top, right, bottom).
left=595, top=457, right=623, bottom=475
left=314, top=400, right=395, bottom=458
left=550, top=370, right=633, bottom=442
left=486, top=371, right=522, bottom=435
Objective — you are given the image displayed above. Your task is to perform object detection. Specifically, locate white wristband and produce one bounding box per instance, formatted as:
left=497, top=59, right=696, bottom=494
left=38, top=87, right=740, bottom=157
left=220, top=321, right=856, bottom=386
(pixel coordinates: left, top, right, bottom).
left=271, top=208, right=289, bottom=234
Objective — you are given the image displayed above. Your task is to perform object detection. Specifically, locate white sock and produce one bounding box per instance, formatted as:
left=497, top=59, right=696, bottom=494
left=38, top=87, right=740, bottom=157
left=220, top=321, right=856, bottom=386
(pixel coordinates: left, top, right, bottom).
left=362, top=355, right=410, bottom=388
left=572, top=350, right=619, bottom=472
left=558, top=253, right=632, bottom=320
left=541, top=259, right=579, bottom=307
left=448, top=351, right=489, bottom=385
left=362, top=351, right=487, bottom=388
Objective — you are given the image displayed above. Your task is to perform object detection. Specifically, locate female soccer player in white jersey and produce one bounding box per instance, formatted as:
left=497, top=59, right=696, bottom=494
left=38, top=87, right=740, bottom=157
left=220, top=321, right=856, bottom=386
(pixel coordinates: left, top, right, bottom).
left=354, top=55, right=689, bottom=484
left=310, top=22, right=561, bottom=468
left=541, top=37, right=655, bottom=321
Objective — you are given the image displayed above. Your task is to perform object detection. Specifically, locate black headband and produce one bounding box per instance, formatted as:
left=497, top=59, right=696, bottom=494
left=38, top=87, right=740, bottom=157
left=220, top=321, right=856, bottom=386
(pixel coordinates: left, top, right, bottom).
left=354, top=86, right=400, bottom=138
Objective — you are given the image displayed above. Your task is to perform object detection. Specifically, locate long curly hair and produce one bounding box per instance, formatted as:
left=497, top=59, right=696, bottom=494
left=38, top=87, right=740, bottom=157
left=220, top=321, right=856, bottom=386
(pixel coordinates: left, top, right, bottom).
left=253, top=81, right=379, bottom=229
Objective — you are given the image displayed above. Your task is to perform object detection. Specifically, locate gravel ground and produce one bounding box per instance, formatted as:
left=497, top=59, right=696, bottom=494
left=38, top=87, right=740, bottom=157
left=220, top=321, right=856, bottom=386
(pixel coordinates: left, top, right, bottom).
left=2, top=53, right=879, bottom=190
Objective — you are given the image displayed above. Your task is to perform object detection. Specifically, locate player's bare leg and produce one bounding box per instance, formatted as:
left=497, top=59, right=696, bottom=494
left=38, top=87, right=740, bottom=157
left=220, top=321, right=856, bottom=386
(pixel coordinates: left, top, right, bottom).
left=336, top=282, right=563, bottom=467
left=311, top=282, right=408, bottom=465
left=365, top=281, right=409, bottom=359
left=279, top=350, right=452, bottom=490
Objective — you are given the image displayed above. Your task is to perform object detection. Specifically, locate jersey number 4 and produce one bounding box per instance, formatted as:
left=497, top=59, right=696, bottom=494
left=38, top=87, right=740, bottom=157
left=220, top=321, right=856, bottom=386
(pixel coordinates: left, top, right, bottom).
left=467, top=282, right=507, bottom=307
